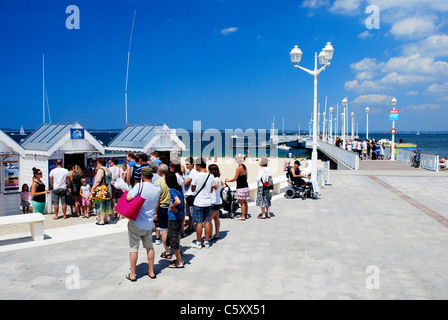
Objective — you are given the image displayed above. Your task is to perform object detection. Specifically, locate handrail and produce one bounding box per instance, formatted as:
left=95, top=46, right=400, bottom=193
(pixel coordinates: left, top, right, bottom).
left=385, top=147, right=440, bottom=171
left=317, top=141, right=359, bottom=170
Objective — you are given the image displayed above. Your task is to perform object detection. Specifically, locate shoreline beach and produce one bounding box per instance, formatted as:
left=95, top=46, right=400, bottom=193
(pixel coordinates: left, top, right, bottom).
left=179, top=155, right=317, bottom=185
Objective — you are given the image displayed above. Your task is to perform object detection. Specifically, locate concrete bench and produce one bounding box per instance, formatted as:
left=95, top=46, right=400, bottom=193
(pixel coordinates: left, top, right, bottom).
left=247, top=176, right=288, bottom=201
left=0, top=213, right=45, bottom=241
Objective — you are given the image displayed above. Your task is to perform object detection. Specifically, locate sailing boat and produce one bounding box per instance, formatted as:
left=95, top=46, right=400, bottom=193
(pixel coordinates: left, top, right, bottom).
left=19, top=126, right=26, bottom=136
left=416, top=131, right=420, bottom=135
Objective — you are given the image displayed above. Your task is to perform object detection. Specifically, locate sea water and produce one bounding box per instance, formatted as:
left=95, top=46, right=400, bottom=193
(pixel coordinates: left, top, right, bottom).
left=6, top=129, right=448, bottom=158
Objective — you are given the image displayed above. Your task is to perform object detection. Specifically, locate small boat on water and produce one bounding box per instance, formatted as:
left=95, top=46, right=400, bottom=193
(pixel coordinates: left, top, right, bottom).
left=379, top=139, right=417, bottom=150
left=19, top=126, right=26, bottom=136
left=277, top=144, right=292, bottom=150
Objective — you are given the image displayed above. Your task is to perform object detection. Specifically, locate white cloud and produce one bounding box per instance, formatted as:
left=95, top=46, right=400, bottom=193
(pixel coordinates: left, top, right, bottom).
left=301, top=0, right=329, bottom=9
left=390, top=16, right=439, bottom=40
left=344, top=79, right=386, bottom=92
left=346, top=53, right=448, bottom=93
left=350, top=58, right=383, bottom=72
left=366, top=0, right=448, bottom=12
left=405, top=104, right=442, bottom=111
left=330, top=0, right=362, bottom=14
left=425, top=82, right=448, bottom=95
left=357, top=31, right=372, bottom=40
left=402, top=34, right=448, bottom=58
left=381, top=54, right=448, bottom=77
left=356, top=71, right=376, bottom=80
left=352, top=94, right=393, bottom=106
left=326, top=0, right=448, bottom=104
left=220, top=27, right=238, bottom=36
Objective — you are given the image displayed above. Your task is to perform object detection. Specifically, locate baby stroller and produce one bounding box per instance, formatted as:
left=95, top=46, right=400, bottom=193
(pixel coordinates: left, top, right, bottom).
left=284, top=165, right=317, bottom=200
left=220, top=182, right=240, bottom=219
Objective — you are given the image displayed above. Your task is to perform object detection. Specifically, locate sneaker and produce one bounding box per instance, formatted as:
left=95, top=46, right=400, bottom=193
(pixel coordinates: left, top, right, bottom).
left=155, top=238, right=162, bottom=245
left=203, top=241, right=210, bottom=249
left=190, top=241, right=202, bottom=250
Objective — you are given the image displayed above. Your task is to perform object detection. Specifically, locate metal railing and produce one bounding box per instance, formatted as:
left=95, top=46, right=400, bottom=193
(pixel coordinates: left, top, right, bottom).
left=317, top=141, right=359, bottom=171
left=385, top=147, right=440, bottom=171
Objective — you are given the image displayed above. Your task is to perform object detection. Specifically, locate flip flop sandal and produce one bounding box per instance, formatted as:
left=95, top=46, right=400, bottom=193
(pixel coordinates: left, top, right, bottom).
left=160, top=252, right=172, bottom=259
left=126, top=273, right=137, bottom=282
left=169, top=263, right=185, bottom=269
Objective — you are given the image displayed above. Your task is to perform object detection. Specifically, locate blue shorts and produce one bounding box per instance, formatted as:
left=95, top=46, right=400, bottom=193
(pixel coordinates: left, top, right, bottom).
left=156, top=206, right=169, bottom=230
left=192, top=206, right=211, bottom=224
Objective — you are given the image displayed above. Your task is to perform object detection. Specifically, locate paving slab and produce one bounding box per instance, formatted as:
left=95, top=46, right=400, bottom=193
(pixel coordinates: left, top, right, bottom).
left=1, top=169, right=448, bottom=300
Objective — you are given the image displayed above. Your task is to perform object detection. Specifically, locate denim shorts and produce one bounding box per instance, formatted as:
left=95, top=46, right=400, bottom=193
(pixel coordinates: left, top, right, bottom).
left=156, top=206, right=169, bottom=230
left=192, top=206, right=211, bottom=224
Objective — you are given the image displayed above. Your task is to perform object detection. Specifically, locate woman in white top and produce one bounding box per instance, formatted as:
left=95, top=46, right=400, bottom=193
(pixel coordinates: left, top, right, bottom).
left=256, top=156, right=272, bottom=219
left=109, top=157, right=124, bottom=220
left=208, top=164, right=222, bottom=241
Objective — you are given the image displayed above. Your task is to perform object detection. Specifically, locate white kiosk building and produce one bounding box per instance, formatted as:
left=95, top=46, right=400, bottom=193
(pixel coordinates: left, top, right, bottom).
left=19, top=123, right=105, bottom=203
left=106, top=124, right=186, bottom=158
left=0, top=130, right=26, bottom=216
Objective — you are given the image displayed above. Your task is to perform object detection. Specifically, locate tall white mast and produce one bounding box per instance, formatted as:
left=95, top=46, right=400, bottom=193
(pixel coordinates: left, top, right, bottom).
left=45, top=90, right=52, bottom=124
left=125, top=9, right=136, bottom=127
left=43, top=53, right=45, bottom=124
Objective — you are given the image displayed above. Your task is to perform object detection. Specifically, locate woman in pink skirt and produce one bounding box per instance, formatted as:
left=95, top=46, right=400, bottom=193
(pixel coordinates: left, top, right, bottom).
left=225, top=154, right=249, bottom=220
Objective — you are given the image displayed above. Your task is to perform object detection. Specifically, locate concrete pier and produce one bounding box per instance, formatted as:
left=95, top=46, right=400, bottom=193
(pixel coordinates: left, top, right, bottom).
left=0, top=162, right=447, bottom=300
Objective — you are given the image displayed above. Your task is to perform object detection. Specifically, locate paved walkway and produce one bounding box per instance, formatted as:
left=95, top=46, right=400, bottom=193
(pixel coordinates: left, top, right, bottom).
left=1, top=164, right=448, bottom=300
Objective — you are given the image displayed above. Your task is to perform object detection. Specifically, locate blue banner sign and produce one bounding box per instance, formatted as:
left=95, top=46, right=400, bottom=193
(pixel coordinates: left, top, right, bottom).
left=389, top=110, right=399, bottom=121
left=70, top=128, right=85, bottom=140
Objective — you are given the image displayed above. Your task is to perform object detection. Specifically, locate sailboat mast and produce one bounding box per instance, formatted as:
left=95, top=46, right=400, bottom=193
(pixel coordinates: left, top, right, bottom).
left=125, top=9, right=136, bottom=127
left=43, top=53, right=45, bottom=124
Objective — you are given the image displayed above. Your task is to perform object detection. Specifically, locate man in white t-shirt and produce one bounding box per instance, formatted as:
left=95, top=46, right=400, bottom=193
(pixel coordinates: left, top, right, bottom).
left=189, top=157, right=215, bottom=249
left=49, top=159, right=70, bottom=219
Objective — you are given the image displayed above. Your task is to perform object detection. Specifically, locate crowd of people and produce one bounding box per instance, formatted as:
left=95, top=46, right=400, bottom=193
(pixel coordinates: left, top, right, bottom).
left=23, top=152, right=274, bottom=281
left=123, top=153, right=274, bottom=281
left=334, top=137, right=385, bottom=160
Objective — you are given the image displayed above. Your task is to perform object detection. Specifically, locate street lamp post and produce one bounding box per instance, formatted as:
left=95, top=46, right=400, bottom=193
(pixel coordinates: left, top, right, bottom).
left=322, top=111, right=326, bottom=142
left=342, top=98, right=348, bottom=146
left=351, top=112, right=355, bottom=140
left=391, top=97, right=397, bottom=161
left=329, top=107, right=333, bottom=144
left=366, top=106, right=370, bottom=140
left=336, top=103, right=339, bottom=137
left=341, top=112, right=345, bottom=148
left=290, top=42, right=334, bottom=181
left=318, top=112, right=321, bottom=140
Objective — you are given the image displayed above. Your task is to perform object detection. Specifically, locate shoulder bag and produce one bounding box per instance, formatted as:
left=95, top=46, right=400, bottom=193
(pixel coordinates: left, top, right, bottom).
left=186, top=173, right=210, bottom=206
left=262, top=168, right=274, bottom=190
left=115, top=182, right=145, bottom=221
left=89, top=168, right=111, bottom=200
left=114, top=167, right=130, bottom=191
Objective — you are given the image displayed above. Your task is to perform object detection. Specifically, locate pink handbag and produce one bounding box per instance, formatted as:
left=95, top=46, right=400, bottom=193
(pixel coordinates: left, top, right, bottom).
left=115, top=183, right=145, bottom=221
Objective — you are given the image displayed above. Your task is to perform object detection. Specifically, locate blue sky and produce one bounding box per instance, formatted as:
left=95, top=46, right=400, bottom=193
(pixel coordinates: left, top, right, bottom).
left=1, top=0, right=447, bottom=132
